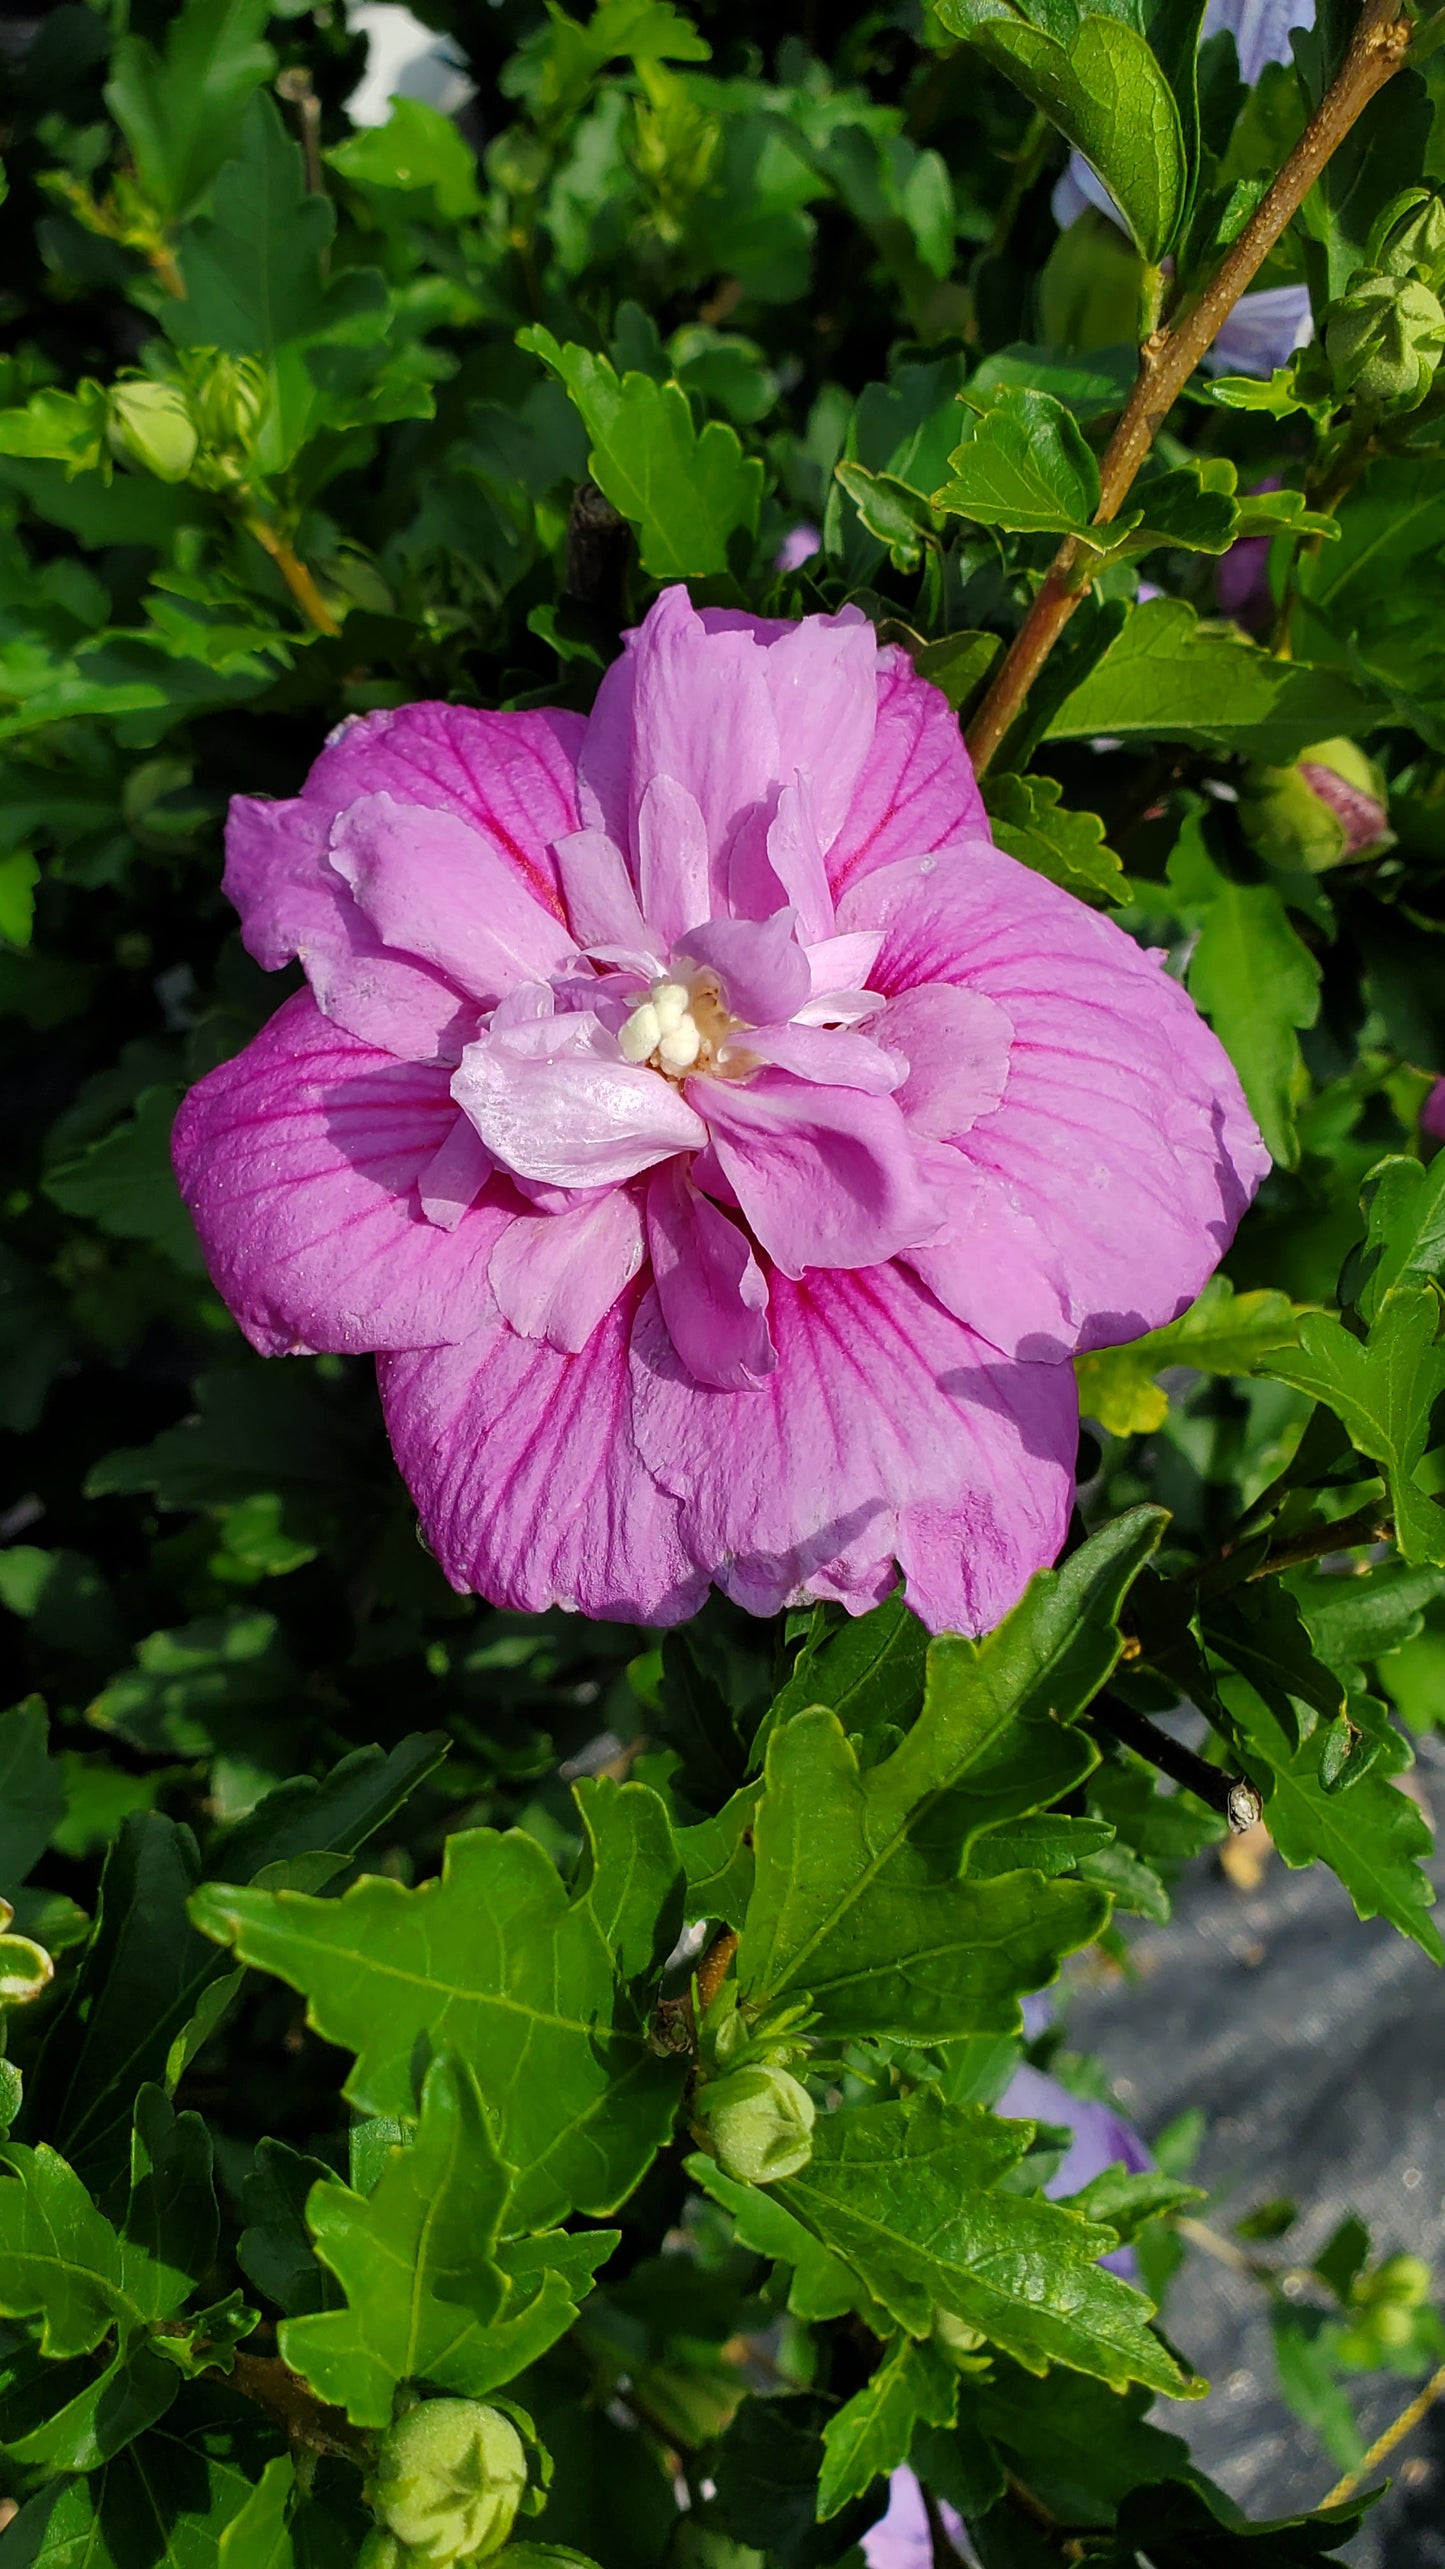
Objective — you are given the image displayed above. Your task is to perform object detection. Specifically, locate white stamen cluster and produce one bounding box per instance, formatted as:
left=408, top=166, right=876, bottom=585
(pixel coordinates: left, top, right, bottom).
left=618, top=978, right=708, bottom=1076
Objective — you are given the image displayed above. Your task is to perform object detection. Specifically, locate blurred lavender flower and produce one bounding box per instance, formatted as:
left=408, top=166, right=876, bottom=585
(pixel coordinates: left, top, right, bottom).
left=774, top=523, right=822, bottom=572
left=863, top=2468, right=965, bottom=2568
left=1423, top=1080, right=1445, bottom=1143
left=1216, top=475, right=1280, bottom=629
left=1051, top=0, right=1314, bottom=378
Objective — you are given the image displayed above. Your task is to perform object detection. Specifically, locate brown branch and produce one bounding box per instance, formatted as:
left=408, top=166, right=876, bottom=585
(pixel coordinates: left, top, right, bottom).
left=965, top=2, right=1417, bottom=775
left=1247, top=1502, right=1393, bottom=1578
left=1091, top=1694, right=1262, bottom=1834
left=216, top=2351, right=371, bottom=2464
left=242, top=513, right=342, bottom=637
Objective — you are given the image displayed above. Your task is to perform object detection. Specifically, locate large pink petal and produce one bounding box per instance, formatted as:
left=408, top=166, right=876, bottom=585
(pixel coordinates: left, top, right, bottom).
left=845, top=850, right=1270, bottom=1358
left=823, top=647, right=988, bottom=906
left=303, top=701, right=583, bottom=923
left=646, top=1161, right=775, bottom=1391
left=554, top=827, right=651, bottom=952
left=172, top=991, right=510, bottom=1356
left=747, top=612, right=879, bottom=854
left=224, top=797, right=471, bottom=1064
left=697, top=1072, right=941, bottom=1275
left=487, top=1188, right=645, bottom=1353
left=725, top=1023, right=901, bottom=1093
left=379, top=1286, right=708, bottom=1623
left=453, top=1016, right=706, bottom=1189
left=329, top=794, right=578, bottom=1004
left=629, top=1260, right=1075, bottom=1631
left=637, top=774, right=711, bottom=947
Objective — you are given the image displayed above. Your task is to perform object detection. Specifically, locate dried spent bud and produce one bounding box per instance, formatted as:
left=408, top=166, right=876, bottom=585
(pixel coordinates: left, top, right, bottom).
left=697, top=2063, right=816, bottom=2185
left=107, top=379, right=199, bottom=482
left=1367, top=188, right=1445, bottom=290
left=1325, top=273, right=1445, bottom=412
left=1240, top=738, right=1391, bottom=874
left=373, top=2402, right=529, bottom=2565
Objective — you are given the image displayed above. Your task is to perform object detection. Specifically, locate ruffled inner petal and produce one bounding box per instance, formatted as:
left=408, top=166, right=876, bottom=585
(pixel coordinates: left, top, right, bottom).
left=880, top=982, right=1013, bottom=1138
left=646, top=1160, right=776, bottom=1390
left=453, top=1009, right=707, bottom=1189
left=697, top=1070, right=942, bottom=1276
left=488, top=1187, right=645, bottom=1353
left=330, top=791, right=579, bottom=1004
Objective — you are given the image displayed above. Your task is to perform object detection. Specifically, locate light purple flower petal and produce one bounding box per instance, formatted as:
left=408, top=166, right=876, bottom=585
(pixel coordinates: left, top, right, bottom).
left=1204, top=0, right=1313, bottom=91
left=727, top=1021, right=901, bottom=1093
left=303, top=700, right=583, bottom=924
left=647, top=1161, right=776, bottom=1390
left=630, top=1259, right=1075, bottom=1630
left=637, top=772, right=712, bottom=947
left=172, top=992, right=510, bottom=1355
left=697, top=1072, right=942, bottom=1275
left=418, top=1113, right=493, bottom=1231
left=453, top=1012, right=707, bottom=1189
left=680, top=910, right=812, bottom=1028
left=882, top=982, right=1014, bottom=1139
left=1202, top=284, right=1314, bottom=379
left=1424, top=1078, right=1445, bottom=1143
left=224, top=796, right=472, bottom=1064
left=999, top=2061, right=1151, bottom=2277
left=844, top=847, right=1269, bottom=1358
left=759, top=778, right=836, bottom=943
left=487, top=1188, right=645, bottom=1353
left=379, top=1285, right=708, bottom=1622
left=863, top=2470, right=964, bottom=2569
left=823, top=647, right=989, bottom=906
left=329, top=792, right=579, bottom=1003
left=775, top=522, right=821, bottom=573
left=553, top=826, right=653, bottom=954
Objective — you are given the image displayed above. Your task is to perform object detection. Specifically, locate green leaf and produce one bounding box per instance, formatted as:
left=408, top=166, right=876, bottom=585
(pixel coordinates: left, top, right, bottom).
left=191, top=1779, right=685, bottom=2225
left=1109, top=2474, right=1364, bottom=2561
left=816, top=2336, right=957, bottom=2519
left=761, top=1586, right=929, bottom=1767
left=44, top=1088, right=203, bottom=1273
left=934, top=387, right=1101, bottom=536
left=973, top=2361, right=1193, bottom=2527
left=684, top=2153, right=865, bottom=2325
left=105, top=0, right=277, bottom=225
left=1204, top=1583, right=1345, bottom=1749
left=1076, top=1276, right=1301, bottom=1435
left=1, top=2411, right=281, bottom=2568
left=280, top=2055, right=613, bottom=2427
left=778, top=2092, right=1195, bottom=2397
left=168, top=98, right=397, bottom=471
left=1167, top=813, right=1321, bottom=1171
left=0, top=2340, right=180, bottom=2475
left=1045, top=598, right=1377, bottom=760
left=520, top=326, right=762, bottom=579
left=237, top=2141, right=341, bottom=2320
left=215, top=2459, right=296, bottom=2569
left=204, top=1734, right=450, bottom=1886
left=0, top=1698, right=65, bottom=1896
left=1345, top=1151, right=1445, bottom=1325
left=934, top=7, right=1186, bottom=261
left=983, top=773, right=1127, bottom=907
left=678, top=1786, right=757, bottom=1930
left=326, top=97, right=486, bottom=225
left=0, top=2144, right=136, bottom=2356
left=1265, top=1296, right=1445, bottom=1567
left=738, top=1513, right=1163, bottom=2041
left=1060, top=2169, right=1204, bottom=2243
left=121, top=2088, right=217, bottom=2322
left=1219, top=1674, right=1442, bottom=1959
left=832, top=461, right=941, bottom=571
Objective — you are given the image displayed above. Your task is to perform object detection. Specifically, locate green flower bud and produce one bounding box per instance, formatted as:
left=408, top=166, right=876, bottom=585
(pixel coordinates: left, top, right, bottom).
left=1240, top=737, right=1391, bottom=873
left=1326, top=273, right=1445, bottom=412
left=107, top=380, right=199, bottom=482
left=191, top=353, right=267, bottom=451
left=1363, top=2252, right=1432, bottom=2308
left=697, top=2064, right=816, bottom=2185
left=359, top=2536, right=413, bottom=2569
left=1367, top=188, right=1445, bottom=289
left=374, top=2402, right=529, bottom=2565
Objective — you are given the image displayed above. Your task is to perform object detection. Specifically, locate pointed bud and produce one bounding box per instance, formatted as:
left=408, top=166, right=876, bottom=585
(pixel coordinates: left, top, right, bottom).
left=1368, top=188, right=1445, bottom=289
left=373, top=2402, right=529, bottom=2565
left=1240, top=738, right=1391, bottom=873
left=107, top=380, right=198, bottom=482
left=1325, top=273, right=1445, bottom=412
left=191, top=353, right=268, bottom=451
left=697, top=2063, right=816, bottom=2185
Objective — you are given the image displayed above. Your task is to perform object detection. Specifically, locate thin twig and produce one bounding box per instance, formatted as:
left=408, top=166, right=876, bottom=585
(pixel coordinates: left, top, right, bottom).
left=241, top=513, right=342, bottom=637
left=1247, top=1503, right=1393, bottom=1579
left=1091, top=1694, right=1262, bottom=1834
left=965, top=2, right=1417, bottom=774
left=1321, top=2359, right=1445, bottom=2506
left=214, top=2351, right=371, bottom=2463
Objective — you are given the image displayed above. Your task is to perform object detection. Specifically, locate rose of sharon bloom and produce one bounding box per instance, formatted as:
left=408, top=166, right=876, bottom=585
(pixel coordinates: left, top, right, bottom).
left=1423, top=1080, right=1445, bottom=1144
left=173, top=589, right=1266, bottom=1631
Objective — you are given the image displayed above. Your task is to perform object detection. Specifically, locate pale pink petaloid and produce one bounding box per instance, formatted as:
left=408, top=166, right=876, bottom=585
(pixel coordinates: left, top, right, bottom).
left=173, top=589, right=1267, bottom=1630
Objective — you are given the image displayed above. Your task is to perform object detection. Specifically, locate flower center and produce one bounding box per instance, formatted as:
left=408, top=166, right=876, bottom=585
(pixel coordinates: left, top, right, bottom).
left=616, top=972, right=735, bottom=1079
